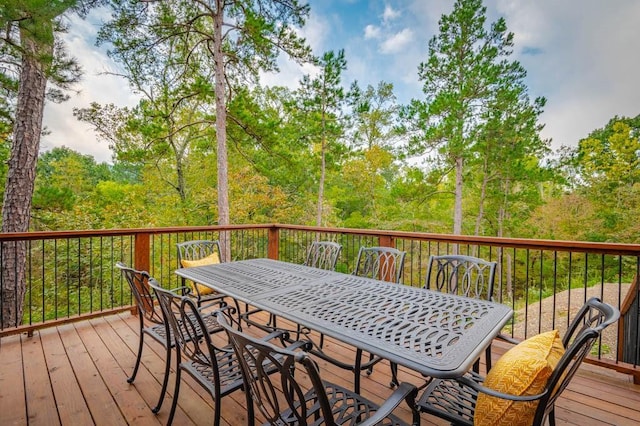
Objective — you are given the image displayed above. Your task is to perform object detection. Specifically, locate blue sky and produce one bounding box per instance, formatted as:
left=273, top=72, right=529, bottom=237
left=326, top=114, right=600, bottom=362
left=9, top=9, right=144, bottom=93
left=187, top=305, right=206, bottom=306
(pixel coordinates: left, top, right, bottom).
left=43, top=0, right=640, bottom=163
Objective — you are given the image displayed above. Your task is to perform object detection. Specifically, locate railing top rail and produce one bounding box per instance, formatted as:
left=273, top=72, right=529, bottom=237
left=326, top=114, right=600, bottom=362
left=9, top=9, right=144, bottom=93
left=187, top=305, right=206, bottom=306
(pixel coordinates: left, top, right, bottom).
left=1, top=223, right=639, bottom=256
left=275, top=224, right=640, bottom=256
left=0, top=224, right=273, bottom=242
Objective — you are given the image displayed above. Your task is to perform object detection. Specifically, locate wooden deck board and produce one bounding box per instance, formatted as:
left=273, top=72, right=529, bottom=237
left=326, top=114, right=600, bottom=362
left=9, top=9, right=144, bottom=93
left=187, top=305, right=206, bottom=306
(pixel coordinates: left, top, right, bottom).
left=0, top=334, right=27, bottom=425
left=40, top=327, right=94, bottom=425
left=22, top=328, right=60, bottom=426
left=1, top=311, right=639, bottom=426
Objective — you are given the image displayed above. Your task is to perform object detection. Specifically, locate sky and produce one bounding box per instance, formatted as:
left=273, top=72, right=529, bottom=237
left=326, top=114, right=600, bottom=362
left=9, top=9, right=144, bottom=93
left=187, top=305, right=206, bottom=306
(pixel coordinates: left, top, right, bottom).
left=41, top=0, right=640, bottom=164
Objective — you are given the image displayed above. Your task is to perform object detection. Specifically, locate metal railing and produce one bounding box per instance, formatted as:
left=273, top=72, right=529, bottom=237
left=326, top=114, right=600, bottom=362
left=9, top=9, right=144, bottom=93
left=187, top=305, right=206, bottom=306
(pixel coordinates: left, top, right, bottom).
left=1, top=224, right=638, bottom=380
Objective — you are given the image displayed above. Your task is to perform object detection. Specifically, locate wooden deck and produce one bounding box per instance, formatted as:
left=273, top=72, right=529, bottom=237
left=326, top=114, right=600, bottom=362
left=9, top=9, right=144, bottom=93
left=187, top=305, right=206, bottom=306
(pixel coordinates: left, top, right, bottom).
left=1, top=310, right=639, bottom=426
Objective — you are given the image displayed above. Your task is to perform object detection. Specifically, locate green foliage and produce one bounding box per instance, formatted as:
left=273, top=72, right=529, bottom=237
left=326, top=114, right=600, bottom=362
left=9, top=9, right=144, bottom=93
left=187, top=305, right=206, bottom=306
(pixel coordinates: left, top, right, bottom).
left=8, top=1, right=637, bottom=253
left=400, top=0, right=549, bottom=237
left=565, top=115, right=640, bottom=242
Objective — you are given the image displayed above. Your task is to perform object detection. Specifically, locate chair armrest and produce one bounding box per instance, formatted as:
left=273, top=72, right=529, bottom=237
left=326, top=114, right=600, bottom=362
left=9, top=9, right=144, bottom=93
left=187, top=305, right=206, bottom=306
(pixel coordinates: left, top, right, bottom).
left=359, top=382, right=418, bottom=426
left=197, top=296, right=228, bottom=311
left=260, top=329, right=313, bottom=352
left=261, top=329, right=292, bottom=343
left=456, top=373, right=547, bottom=402
left=283, top=339, right=313, bottom=352
left=167, top=285, right=193, bottom=295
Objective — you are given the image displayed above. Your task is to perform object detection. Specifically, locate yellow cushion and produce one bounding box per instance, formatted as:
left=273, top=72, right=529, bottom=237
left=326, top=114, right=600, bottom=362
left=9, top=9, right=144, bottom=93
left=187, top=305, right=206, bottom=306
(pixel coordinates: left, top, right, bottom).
left=474, top=330, right=565, bottom=426
left=180, top=253, right=220, bottom=296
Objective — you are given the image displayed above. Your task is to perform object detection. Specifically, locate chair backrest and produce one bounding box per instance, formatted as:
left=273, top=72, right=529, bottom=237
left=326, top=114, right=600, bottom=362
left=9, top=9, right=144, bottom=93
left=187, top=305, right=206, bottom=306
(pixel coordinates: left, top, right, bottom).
left=115, top=262, right=162, bottom=325
left=176, top=240, right=222, bottom=266
left=304, top=241, right=342, bottom=271
left=353, top=246, right=406, bottom=283
left=216, top=309, right=341, bottom=426
left=533, top=297, right=619, bottom=424
left=148, top=278, right=223, bottom=371
left=425, top=254, right=497, bottom=300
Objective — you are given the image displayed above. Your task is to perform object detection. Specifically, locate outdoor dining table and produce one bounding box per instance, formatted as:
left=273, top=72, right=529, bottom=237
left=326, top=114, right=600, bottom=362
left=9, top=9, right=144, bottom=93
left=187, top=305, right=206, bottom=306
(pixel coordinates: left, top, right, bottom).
left=174, top=258, right=513, bottom=382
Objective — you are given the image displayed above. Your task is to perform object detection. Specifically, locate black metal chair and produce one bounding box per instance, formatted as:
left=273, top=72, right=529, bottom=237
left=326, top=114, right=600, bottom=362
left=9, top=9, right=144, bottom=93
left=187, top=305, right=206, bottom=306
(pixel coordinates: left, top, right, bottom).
left=353, top=246, right=405, bottom=284
left=148, top=279, right=287, bottom=426
left=352, top=246, right=406, bottom=388
left=304, top=240, right=342, bottom=270
left=115, top=262, right=170, bottom=414
left=216, top=307, right=421, bottom=426
left=292, top=241, right=343, bottom=341
left=416, top=297, right=620, bottom=426
left=176, top=240, right=227, bottom=307
left=425, top=254, right=511, bottom=372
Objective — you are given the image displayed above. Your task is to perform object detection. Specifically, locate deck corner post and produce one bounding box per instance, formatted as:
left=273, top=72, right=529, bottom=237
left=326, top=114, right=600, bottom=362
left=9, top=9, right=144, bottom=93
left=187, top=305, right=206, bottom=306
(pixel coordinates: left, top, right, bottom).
left=267, top=226, right=280, bottom=260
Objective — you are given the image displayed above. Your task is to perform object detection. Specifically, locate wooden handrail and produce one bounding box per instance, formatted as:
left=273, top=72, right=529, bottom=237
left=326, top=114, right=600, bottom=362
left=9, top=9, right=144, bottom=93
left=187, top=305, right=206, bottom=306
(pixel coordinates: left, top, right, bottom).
left=1, top=223, right=639, bottom=255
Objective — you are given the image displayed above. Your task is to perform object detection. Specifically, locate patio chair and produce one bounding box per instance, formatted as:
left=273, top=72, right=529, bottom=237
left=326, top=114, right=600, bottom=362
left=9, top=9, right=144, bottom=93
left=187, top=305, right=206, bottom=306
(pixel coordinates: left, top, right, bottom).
left=304, top=240, right=342, bottom=270
left=117, top=262, right=225, bottom=414
left=294, top=241, right=342, bottom=340
left=424, top=254, right=514, bottom=372
left=215, top=307, right=421, bottom=426
left=149, top=279, right=287, bottom=426
left=177, top=240, right=227, bottom=307
left=115, top=262, right=171, bottom=413
left=353, top=246, right=406, bottom=284
left=352, top=246, right=406, bottom=388
left=416, top=297, right=620, bottom=426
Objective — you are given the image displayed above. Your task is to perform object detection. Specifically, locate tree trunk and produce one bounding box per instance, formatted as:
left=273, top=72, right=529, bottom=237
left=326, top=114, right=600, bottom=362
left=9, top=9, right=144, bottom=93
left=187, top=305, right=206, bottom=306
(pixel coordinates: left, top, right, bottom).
left=316, top=135, right=326, bottom=227
left=474, top=158, right=489, bottom=238
left=213, top=1, right=231, bottom=260
left=316, top=100, right=326, bottom=227
left=453, top=155, right=464, bottom=236
left=1, top=33, right=50, bottom=327
left=499, top=178, right=512, bottom=298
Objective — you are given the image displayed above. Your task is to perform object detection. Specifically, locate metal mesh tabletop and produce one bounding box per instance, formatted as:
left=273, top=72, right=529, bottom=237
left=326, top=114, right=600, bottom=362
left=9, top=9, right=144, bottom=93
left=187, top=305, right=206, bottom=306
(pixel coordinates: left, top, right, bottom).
left=175, top=258, right=513, bottom=378
left=175, top=258, right=333, bottom=299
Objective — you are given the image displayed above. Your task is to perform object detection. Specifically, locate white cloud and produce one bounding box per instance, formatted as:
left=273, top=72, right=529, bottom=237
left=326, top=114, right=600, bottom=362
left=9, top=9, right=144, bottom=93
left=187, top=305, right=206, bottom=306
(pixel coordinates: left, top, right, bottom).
left=38, top=0, right=640, bottom=164
left=364, top=24, right=381, bottom=40
left=299, top=11, right=329, bottom=53
left=382, top=5, right=401, bottom=23
left=41, top=9, right=139, bottom=163
left=380, top=28, right=414, bottom=54
left=493, top=0, right=640, bottom=147
left=260, top=11, right=329, bottom=89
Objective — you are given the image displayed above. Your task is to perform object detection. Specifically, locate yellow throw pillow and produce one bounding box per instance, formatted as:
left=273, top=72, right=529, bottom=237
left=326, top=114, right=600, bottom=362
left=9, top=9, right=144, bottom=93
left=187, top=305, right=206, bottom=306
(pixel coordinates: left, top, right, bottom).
left=474, top=330, right=565, bottom=426
left=180, top=252, right=220, bottom=296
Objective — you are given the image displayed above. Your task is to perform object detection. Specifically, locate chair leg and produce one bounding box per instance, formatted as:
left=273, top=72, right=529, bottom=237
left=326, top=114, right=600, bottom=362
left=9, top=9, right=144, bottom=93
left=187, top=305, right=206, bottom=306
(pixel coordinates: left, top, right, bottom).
left=167, top=366, right=181, bottom=426
left=151, top=342, right=172, bottom=413
left=366, top=352, right=375, bottom=376
left=128, top=316, right=145, bottom=384
left=354, top=348, right=363, bottom=394
left=389, top=361, right=399, bottom=388
left=548, top=407, right=556, bottom=426
left=213, top=389, right=222, bottom=426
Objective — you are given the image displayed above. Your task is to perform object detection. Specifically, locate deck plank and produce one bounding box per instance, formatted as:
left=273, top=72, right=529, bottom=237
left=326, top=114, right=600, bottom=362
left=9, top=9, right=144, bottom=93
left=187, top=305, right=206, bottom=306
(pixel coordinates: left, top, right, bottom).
left=0, top=334, right=27, bottom=425
left=61, top=322, right=128, bottom=426
left=81, top=317, right=161, bottom=426
left=21, top=328, right=60, bottom=426
left=40, top=327, right=94, bottom=425
left=1, top=311, right=639, bottom=426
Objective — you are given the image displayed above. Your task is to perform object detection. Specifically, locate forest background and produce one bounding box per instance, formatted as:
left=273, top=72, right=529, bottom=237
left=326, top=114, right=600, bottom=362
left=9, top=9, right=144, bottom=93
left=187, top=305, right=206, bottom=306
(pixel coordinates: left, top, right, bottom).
left=2, top=0, right=640, bottom=246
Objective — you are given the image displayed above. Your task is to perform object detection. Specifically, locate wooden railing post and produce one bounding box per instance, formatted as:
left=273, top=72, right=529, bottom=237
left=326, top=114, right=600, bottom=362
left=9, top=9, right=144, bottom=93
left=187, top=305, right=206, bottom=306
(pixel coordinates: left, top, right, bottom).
left=379, top=235, right=394, bottom=248
left=268, top=226, right=280, bottom=260
left=135, top=232, right=150, bottom=272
